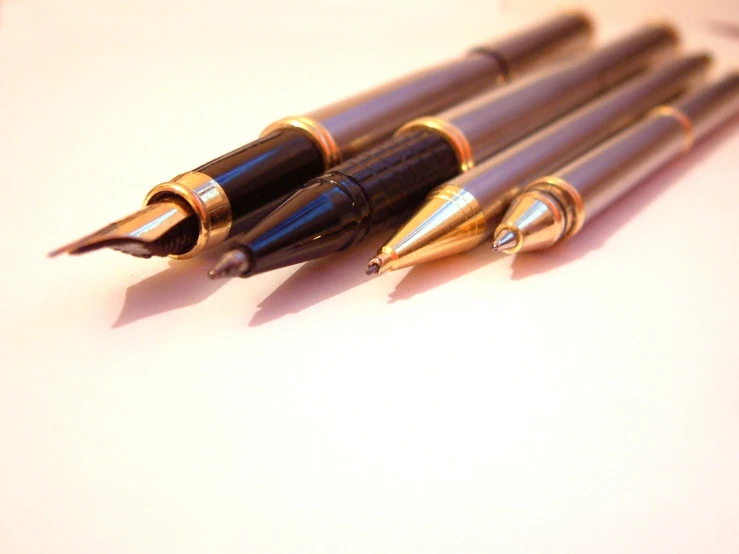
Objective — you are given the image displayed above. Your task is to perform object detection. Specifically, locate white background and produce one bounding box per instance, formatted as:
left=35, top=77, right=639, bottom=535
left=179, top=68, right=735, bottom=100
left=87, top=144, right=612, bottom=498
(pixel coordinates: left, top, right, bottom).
left=1, top=0, right=738, bottom=552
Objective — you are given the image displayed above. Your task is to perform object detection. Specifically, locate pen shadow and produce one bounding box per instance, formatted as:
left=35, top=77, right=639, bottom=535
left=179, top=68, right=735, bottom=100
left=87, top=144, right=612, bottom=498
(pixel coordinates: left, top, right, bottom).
left=248, top=235, right=389, bottom=327
left=707, top=19, right=739, bottom=40
left=112, top=248, right=229, bottom=328
left=388, top=242, right=507, bottom=303
left=510, top=115, right=739, bottom=280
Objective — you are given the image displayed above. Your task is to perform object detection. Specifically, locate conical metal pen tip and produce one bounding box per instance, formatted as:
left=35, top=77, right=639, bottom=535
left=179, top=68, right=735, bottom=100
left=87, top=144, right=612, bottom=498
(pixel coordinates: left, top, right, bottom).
left=492, top=229, right=520, bottom=254
left=208, top=249, right=251, bottom=279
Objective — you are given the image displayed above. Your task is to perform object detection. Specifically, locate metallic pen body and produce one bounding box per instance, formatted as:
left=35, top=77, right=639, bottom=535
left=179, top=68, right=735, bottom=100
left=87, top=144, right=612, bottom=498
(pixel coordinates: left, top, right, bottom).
left=400, top=23, right=677, bottom=171
left=272, top=12, right=593, bottom=163
left=51, top=12, right=592, bottom=261
left=368, top=53, right=710, bottom=272
left=209, top=25, right=679, bottom=279
left=493, top=74, right=739, bottom=254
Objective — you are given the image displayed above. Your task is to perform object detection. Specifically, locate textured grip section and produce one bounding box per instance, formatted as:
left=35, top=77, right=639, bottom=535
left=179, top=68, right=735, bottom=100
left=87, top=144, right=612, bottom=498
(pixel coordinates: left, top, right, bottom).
left=327, top=129, right=460, bottom=239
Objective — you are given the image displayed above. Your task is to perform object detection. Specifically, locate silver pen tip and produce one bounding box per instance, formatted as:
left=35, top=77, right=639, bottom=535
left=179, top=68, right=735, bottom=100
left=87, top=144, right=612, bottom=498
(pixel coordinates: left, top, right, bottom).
left=492, top=229, right=519, bottom=253
left=208, top=250, right=251, bottom=279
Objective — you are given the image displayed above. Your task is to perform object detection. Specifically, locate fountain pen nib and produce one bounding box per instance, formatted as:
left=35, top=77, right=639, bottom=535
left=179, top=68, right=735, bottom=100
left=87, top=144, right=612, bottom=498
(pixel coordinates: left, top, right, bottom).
left=48, top=200, right=197, bottom=259
left=208, top=249, right=250, bottom=279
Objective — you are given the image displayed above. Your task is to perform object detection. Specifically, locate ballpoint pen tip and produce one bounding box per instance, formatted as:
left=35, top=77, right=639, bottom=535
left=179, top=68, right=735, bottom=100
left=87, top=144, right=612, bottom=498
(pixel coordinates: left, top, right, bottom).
left=492, top=229, right=519, bottom=253
left=208, top=250, right=251, bottom=279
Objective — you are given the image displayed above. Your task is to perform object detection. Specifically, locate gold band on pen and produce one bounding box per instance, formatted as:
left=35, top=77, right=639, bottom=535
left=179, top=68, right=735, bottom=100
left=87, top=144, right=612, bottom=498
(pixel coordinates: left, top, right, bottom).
left=144, top=171, right=232, bottom=259
left=648, top=106, right=694, bottom=152
left=261, top=116, right=342, bottom=168
left=521, top=175, right=586, bottom=242
left=396, top=117, right=476, bottom=172
left=531, top=175, right=586, bottom=239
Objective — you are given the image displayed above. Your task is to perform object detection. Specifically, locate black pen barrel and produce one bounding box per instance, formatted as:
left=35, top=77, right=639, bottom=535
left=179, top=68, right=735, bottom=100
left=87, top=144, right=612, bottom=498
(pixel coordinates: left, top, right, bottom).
left=241, top=129, right=459, bottom=274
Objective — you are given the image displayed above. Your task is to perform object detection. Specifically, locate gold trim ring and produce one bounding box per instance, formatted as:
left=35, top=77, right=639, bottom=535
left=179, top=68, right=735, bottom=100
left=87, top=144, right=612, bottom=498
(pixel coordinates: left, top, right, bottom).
left=649, top=106, right=694, bottom=153
left=396, top=117, right=475, bottom=172
left=527, top=175, right=586, bottom=239
left=144, top=171, right=232, bottom=259
left=261, top=116, right=342, bottom=169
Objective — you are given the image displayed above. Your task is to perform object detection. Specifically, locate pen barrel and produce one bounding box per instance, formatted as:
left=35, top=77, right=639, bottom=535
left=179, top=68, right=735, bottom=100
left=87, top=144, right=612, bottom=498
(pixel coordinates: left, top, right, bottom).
left=460, top=53, right=710, bottom=220
left=439, top=23, right=677, bottom=163
left=549, top=73, right=739, bottom=226
left=676, top=72, right=739, bottom=141
left=300, top=12, right=592, bottom=160
left=314, top=129, right=461, bottom=247
left=236, top=129, right=460, bottom=274
left=470, top=11, right=593, bottom=76
left=302, top=26, right=681, bottom=245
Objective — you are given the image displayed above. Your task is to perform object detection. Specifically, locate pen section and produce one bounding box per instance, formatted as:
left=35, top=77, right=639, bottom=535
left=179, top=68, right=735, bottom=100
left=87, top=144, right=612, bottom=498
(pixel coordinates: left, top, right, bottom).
left=331, top=129, right=461, bottom=238
left=195, top=129, right=326, bottom=237
left=239, top=129, right=460, bottom=275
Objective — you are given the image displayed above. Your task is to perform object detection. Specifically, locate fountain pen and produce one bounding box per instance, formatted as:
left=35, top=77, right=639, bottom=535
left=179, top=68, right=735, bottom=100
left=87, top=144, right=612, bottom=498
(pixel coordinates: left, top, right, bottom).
left=492, top=73, right=739, bottom=254
left=365, top=53, right=710, bottom=273
left=49, top=12, right=592, bottom=261
left=209, top=24, right=678, bottom=279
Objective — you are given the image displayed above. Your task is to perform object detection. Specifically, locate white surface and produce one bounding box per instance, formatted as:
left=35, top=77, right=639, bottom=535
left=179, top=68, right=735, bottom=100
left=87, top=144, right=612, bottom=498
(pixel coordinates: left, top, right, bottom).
left=2, top=0, right=739, bottom=552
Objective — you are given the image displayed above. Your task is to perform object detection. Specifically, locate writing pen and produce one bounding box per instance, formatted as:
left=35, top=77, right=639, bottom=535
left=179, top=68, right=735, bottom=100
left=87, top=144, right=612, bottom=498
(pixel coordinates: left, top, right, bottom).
left=49, top=12, right=592, bottom=261
left=208, top=24, right=678, bottom=279
left=365, top=53, right=710, bottom=274
left=491, top=73, right=739, bottom=255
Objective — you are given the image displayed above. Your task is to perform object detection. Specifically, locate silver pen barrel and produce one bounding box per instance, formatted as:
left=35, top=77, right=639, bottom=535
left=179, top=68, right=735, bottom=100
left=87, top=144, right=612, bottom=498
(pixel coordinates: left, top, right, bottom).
left=493, top=74, right=739, bottom=253
left=396, top=23, right=678, bottom=170
left=266, top=12, right=593, bottom=163
left=365, top=54, right=709, bottom=273
left=469, top=54, right=709, bottom=216
left=560, top=73, right=739, bottom=224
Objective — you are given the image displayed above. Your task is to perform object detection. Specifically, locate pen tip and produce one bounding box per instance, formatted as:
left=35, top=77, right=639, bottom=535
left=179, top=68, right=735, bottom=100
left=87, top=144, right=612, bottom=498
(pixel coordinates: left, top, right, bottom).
left=492, top=229, right=519, bottom=253
left=366, top=262, right=380, bottom=276
left=208, top=250, right=251, bottom=279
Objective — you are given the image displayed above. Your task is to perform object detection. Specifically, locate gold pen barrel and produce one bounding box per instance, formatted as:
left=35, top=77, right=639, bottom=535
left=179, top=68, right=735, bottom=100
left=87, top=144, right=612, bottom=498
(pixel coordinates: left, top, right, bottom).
left=266, top=12, right=593, bottom=162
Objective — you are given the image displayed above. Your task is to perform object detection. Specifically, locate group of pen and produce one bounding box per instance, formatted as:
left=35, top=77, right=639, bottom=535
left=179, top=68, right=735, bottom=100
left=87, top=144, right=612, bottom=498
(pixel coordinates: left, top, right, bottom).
left=52, top=11, right=739, bottom=283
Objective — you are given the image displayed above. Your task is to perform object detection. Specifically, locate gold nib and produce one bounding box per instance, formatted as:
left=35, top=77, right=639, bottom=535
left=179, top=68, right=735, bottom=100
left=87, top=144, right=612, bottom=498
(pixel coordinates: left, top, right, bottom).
left=48, top=200, right=194, bottom=259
